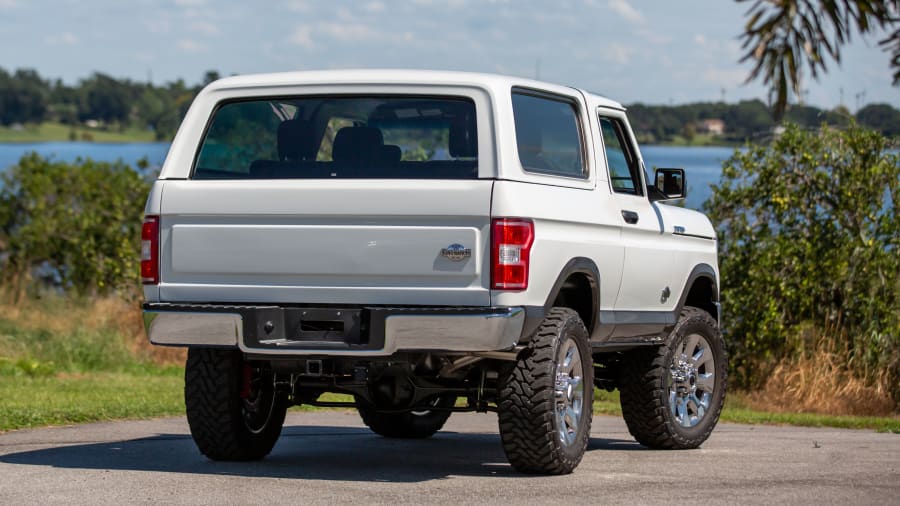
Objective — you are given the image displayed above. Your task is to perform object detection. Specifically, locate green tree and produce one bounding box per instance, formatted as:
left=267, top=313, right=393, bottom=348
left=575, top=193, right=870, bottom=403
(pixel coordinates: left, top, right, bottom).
left=739, top=0, right=898, bottom=119
left=136, top=86, right=180, bottom=140
left=0, top=68, right=49, bottom=125
left=0, top=154, right=150, bottom=296
left=705, top=123, right=899, bottom=401
left=856, top=103, right=900, bottom=135
left=47, top=78, right=81, bottom=125
left=722, top=99, right=773, bottom=139
left=78, top=73, right=135, bottom=125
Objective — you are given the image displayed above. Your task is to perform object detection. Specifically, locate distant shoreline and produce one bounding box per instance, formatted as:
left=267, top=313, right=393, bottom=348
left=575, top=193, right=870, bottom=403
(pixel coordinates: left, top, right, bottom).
left=0, top=122, right=157, bottom=144
left=1, top=122, right=746, bottom=148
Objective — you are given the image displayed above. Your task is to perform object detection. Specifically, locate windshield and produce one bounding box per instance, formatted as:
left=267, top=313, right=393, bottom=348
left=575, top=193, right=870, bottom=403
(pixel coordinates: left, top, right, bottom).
left=193, top=96, right=478, bottom=180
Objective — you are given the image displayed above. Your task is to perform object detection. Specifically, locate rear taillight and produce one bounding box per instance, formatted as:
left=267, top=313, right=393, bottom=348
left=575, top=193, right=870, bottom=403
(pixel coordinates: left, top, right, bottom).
left=141, top=215, right=159, bottom=285
left=491, top=218, right=534, bottom=290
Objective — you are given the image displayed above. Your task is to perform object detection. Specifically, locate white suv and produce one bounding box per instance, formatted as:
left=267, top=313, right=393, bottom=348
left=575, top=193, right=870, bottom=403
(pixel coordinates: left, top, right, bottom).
left=142, top=70, right=726, bottom=474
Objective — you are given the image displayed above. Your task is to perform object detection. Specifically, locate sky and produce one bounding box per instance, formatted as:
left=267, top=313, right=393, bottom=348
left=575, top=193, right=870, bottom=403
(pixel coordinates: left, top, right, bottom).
left=0, top=0, right=896, bottom=110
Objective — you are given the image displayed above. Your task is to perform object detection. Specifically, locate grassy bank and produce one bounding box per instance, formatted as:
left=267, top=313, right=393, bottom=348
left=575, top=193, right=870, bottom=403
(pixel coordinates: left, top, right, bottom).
left=1, top=294, right=896, bottom=434
left=0, top=370, right=184, bottom=431
left=592, top=390, right=900, bottom=433
left=0, top=121, right=156, bottom=143
left=4, top=372, right=897, bottom=433
left=0, top=292, right=186, bottom=431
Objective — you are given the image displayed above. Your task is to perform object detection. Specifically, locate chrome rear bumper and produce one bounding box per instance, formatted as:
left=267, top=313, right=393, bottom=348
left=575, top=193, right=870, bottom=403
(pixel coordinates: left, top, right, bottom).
left=143, top=304, right=524, bottom=356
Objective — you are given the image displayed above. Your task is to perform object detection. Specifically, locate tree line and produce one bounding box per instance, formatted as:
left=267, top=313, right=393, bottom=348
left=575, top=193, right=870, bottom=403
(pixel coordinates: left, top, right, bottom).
left=1, top=66, right=898, bottom=144
left=0, top=68, right=222, bottom=141
left=627, top=99, right=900, bottom=144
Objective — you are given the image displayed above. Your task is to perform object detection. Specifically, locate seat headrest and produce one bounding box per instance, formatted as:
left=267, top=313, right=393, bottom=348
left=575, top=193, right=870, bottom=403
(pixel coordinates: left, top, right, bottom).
left=278, top=119, right=316, bottom=161
left=449, top=117, right=477, bottom=158
left=332, top=126, right=384, bottom=163
left=380, top=144, right=402, bottom=165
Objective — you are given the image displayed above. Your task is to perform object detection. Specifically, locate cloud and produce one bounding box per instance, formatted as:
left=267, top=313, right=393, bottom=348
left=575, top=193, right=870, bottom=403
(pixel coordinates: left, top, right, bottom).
left=601, top=43, right=634, bottom=65
left=45, top=32, right=78, bottom=45
left=134, top=52, right=156, bottom=63
left=637, top=28, right=670, bottom=45
left=320, top=22, right=378, bottom=42
left=173, top=0, right=206, bottom=6
left=363, top=1, right=385, bottom=13
left=0, top=0, right=16, bottom=8
left=177, top=39, right=206, bottom=52
left=144, top=19, right=172, bottom=34
left=607, top=0, right=644, bottom=24
left=410, top=0, right=468, bottom=7
left=284, top=0, right=313, bottom=12
left=702, top=68, right=747, bottom=87
left=288, top=25, right=315, bottom=49
left=190, top=20, right=219, bottom=36
left=693, top=34, right=706, bottom=46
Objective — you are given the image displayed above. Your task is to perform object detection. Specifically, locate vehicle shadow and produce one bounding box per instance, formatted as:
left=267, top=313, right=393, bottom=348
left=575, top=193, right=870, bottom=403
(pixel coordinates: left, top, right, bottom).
left=0, top=425, right=645, bottom=482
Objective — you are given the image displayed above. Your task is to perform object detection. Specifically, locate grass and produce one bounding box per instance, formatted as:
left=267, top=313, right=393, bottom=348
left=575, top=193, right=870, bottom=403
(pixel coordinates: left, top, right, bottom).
left=0, top=121, right=157, bottom=143
left=0, top=292, right=188, bottom=432
left=741, top=329, right=897, bottom=417
left=592, top=389, right=900, bottom=433
left=3, top=375, right=896, bottom=434
left=0, top=292, right=896, bottom=434
left=660, top=133, right=741, bottom=147
left=0, top=369, right=184, bottom=432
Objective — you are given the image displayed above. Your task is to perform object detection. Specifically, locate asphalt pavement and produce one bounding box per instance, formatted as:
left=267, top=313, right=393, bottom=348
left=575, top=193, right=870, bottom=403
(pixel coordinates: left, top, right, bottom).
left=0, top=410, right=897, bottom=505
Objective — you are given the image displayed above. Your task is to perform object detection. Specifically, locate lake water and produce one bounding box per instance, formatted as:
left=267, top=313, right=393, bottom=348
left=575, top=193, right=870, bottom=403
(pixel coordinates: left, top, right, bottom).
left=0, top=142, right=736, bottom=210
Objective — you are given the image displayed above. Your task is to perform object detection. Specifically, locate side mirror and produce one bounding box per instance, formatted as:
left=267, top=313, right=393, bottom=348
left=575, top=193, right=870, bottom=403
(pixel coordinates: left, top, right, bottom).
left=651, top=167, right=686, bottom=202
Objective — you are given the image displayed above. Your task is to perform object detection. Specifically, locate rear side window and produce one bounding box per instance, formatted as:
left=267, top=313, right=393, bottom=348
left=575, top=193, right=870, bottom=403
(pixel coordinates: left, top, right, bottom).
left=511, top=91, right=584, bottom=178
left=193, top=96, right=478, bottom=180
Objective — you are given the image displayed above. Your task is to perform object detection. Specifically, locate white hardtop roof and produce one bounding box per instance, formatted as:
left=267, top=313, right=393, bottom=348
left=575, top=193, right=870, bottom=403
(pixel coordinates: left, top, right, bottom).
left=205, top=69, right=625, bottom=110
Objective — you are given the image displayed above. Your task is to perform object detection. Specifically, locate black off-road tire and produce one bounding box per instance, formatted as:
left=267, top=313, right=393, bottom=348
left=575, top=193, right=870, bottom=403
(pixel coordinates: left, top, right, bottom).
left=497, top=307, right=593, bottom=475
left=184, top=348, right=288, bottom=461
left=357, top=396, right=455, bottom=438
left=619, top=306, right=727, bottom=449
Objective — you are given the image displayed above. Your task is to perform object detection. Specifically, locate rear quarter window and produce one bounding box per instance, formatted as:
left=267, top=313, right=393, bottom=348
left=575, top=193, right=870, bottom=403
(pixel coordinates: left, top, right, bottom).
left=511, top=91, right=585, bottom=178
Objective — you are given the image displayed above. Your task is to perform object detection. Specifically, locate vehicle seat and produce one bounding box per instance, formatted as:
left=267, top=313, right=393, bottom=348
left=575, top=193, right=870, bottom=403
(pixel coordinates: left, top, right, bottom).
left=332, top=126, right=385, bottom=167
left=379, top=144, right=402, bottom=167
left=278, top=119, right=316, bottom=161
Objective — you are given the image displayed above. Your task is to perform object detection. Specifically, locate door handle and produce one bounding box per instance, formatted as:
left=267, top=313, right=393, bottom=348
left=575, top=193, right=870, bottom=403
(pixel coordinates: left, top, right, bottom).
left=621, top=210, right=639, bottom=224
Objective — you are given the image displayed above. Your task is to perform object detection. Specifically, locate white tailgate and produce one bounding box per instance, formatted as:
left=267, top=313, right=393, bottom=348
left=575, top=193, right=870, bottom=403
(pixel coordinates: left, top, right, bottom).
left=158, top=179, right=493, bottom=306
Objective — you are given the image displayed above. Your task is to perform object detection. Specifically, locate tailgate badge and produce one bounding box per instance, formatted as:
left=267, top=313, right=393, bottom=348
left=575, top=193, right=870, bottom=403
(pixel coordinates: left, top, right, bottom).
left=441, top=243, right=471, bottom=262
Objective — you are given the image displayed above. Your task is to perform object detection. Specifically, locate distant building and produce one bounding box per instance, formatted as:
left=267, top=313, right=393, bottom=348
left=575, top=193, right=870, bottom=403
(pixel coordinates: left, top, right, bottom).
left=697, top=119, right=725, bottom=136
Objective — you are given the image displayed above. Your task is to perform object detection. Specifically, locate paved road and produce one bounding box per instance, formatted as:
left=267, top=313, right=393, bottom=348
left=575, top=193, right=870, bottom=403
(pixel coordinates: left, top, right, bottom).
left=0, top=411, right=897, bottom=505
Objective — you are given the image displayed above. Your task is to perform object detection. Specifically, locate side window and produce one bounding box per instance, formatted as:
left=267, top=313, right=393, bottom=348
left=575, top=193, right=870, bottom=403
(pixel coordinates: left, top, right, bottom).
left=598, top=117, right=642, bottom=195
left=511, top=91, right=585, bottom=178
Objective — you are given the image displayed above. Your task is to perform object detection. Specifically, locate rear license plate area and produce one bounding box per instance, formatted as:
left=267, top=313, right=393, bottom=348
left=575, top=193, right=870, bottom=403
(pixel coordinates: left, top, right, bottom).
left=249, top=307, right=365, bottom=348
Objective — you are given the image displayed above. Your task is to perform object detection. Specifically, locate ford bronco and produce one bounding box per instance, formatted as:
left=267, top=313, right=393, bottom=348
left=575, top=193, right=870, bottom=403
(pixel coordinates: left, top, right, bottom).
left=142, top=70, right=726, bottom=474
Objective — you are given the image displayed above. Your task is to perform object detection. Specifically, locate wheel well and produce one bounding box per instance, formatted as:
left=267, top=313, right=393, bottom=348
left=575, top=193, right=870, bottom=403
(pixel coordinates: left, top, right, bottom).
left=552, top=273, right=595, bottom=331
left=683, top=276, right=717, bottom=320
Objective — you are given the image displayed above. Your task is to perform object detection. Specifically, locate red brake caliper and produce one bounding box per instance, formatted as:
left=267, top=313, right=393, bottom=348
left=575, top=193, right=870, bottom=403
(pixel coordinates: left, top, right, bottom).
left=239, top=363, right=253, bottom=399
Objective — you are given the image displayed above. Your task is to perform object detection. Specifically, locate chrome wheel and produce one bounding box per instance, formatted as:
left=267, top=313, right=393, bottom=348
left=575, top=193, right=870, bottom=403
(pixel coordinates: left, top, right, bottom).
left=668, top=333, right=715, bottom=428
left=554, top=338, right=585, bottom=447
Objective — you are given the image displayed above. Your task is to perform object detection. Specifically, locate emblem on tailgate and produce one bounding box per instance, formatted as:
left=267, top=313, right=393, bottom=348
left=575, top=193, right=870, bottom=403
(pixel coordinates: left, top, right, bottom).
left=440, top=243, right=471, bottom=262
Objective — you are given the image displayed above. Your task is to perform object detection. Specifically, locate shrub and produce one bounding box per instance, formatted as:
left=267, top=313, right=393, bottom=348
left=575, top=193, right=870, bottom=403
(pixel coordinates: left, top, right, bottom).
left=705, top=123, right=899, bottom=404
left=0, top=153, right=150, bottom=296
